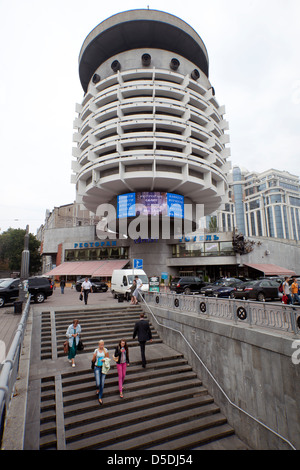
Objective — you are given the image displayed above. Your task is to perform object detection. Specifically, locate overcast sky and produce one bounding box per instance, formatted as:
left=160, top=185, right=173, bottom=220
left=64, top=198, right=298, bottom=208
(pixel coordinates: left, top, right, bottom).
left=1, top=0, right=300, bottom=234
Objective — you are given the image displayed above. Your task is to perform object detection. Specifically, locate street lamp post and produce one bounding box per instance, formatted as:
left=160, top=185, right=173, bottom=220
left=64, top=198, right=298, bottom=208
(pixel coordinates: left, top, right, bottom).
left=18, top=225, right=30, bottom=304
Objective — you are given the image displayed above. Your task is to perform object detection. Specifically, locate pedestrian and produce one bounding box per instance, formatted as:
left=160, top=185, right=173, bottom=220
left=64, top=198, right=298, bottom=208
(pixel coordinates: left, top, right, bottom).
left=133, top=313, right=152, bottom=368
left=133, top=275, right=143, bottom=304
left=66, top=319, right=81, bottom=367
left=283, top=277, right=292, bottom=304
left=291, top=278, right=300, bottom=305
left=81, top=277, right=92, bottom=305
left=92, top=340, right=109, bottom=405
left=130, top=279, right=137, bottom=304
left=113, top=339, right=130, bottom=398
left=60, top=278, right=66, bottom=294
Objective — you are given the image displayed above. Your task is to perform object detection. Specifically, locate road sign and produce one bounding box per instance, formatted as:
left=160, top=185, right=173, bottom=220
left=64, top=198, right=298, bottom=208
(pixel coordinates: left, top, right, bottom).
left=133, top=259, right=143, bottom=269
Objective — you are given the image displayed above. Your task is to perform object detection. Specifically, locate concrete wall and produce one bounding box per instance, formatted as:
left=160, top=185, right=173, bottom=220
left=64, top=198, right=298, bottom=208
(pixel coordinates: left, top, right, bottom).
left=241, top=236, right=300, bottom=274
left=42, top=226, right=96, bottom=255
left=143, top=304, right=300, bottom=450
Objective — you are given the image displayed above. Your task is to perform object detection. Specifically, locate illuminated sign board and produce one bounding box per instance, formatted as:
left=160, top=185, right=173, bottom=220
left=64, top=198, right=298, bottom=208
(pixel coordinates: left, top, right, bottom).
left=117, top=192, right=184, bottom=219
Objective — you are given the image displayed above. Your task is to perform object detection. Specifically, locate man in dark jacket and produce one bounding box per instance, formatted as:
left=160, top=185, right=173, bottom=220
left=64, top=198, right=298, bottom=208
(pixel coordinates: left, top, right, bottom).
left=133, top=313, right=152, bottom=367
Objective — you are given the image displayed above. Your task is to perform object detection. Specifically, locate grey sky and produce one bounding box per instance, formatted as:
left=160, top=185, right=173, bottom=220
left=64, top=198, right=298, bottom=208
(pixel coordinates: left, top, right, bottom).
left=0, top=0, right=299, bottom=234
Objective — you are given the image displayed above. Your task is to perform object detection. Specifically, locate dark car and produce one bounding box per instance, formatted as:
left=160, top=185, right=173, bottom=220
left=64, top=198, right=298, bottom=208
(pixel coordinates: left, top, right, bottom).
left=213, top=279, right=244, bottom=298
left=0, top=277, right=53, bottom=308
left=201, top=278, right=242, bottom=297
left=233, top=279, right=281, bottom=302
left=75, top=277, right=108, bottom=293
left=170, top=276, right=207, bottom=295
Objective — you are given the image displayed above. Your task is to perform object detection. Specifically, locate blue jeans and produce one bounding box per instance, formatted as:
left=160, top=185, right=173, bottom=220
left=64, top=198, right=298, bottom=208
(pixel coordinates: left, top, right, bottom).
left=94, top=366, right=106, bottom=399
left=293, top=293, right=300, bottom=305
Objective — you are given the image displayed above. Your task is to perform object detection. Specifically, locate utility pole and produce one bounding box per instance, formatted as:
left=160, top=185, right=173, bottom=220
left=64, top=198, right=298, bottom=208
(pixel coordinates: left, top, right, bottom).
left=18, top=225, right=30, bottom=304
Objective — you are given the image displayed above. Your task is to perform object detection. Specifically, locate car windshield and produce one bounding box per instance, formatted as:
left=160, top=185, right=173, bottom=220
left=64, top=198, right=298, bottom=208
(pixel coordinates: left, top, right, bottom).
left=0, top=279, right=16, bottom=288
left=224, top=280, right=239, bottom=287
left=213, top=280, right=226, bottom=286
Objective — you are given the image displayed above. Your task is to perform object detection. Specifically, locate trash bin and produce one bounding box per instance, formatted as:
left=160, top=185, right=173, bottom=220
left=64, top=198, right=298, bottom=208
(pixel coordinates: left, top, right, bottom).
left=14, top=301, right=23, bottom=314
left=118, top=294, right=124, bottom=303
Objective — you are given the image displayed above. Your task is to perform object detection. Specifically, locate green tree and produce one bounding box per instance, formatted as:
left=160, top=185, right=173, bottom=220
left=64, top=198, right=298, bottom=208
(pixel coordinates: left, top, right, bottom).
left=0, top=228, right=41, bottom=275
left=208, top=216, right=218, bottom=233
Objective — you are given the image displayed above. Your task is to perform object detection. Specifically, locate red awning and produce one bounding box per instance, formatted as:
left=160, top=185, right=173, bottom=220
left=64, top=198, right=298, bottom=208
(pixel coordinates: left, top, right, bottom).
left=44, top=260, right=129, bottom=277
left=243, top=263, right=296, bottom=276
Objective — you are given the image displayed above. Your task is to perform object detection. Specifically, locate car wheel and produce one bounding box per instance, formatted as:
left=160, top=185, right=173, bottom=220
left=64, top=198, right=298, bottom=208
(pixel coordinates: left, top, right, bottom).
left=35, top=292, right=45, bottom=303
left=230, top=292, right=235, bottom=299
left=257, top=292, right=265, bottom=302
left=184, top=288, right=191, bottom=295
left=0, top=297, right=5, bottom=308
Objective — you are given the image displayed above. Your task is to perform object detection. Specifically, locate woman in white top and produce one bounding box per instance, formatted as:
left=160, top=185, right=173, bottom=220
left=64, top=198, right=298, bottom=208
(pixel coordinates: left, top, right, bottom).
left=92, top=340, right=109, bottom=405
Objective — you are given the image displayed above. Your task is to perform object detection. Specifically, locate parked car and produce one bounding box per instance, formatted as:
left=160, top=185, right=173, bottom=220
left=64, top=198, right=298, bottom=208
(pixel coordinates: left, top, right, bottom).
left=75, top=277, right=108, bottom=293
left=257, top=276, right=284, bottom=284
left=232, top=279, right=281, bottom=302
left=170, top=276, right=207, bottom=295
left=213, top=279, right=245, bottom=298
left=201, top=278, right=243, bottom=297
left=0, top=277, right=53, bottom=308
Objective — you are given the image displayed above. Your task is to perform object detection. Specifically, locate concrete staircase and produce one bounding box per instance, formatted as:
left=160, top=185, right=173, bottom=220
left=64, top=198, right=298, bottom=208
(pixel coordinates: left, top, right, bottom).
left=26, top=304, right=249, bottom=450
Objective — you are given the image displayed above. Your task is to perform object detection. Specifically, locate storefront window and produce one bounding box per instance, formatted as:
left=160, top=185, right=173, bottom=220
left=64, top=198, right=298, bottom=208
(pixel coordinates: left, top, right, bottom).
left=64, top=247, right=129, bottom=261
left=219, top=242, right=234, bottom=256
left=172, top=240, right=236, bottom=258
left=204, top=243, right=219, bottom=256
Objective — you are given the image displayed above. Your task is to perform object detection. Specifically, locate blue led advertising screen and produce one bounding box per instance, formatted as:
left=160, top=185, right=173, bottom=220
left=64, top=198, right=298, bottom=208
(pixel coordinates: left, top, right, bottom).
left=117, top=192, right=184, bottom=219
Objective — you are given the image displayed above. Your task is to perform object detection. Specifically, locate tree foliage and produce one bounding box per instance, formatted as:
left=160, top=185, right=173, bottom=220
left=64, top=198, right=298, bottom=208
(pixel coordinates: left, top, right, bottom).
left=0, top=228, right=41, bottom=274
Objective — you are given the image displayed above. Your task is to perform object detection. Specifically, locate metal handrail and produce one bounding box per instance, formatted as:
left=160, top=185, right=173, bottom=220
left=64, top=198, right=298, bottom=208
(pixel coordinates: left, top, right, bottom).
left=141, top=293, right=297, bottom=450
left=148, top=291, right=300, bottom=336
left=0, top=295, right=31, bottom=448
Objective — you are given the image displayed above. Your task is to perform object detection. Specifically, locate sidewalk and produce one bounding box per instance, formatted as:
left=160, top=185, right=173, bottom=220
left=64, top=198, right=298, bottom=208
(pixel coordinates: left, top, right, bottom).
left=37, top=286, right=119, bottom=308
left=0, top=288, right=122, bottom=356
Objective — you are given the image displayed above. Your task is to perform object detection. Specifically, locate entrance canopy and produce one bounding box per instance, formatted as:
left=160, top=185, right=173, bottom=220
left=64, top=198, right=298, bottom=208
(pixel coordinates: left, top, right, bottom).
left=243, top=263, right=296, bottom=276
left=44, top=260, right=129, bottom=277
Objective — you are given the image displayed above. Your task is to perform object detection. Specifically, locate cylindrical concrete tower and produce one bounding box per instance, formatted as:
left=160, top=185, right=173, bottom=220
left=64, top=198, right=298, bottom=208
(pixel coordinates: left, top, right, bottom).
left=71, top=9, right=230, bottom=224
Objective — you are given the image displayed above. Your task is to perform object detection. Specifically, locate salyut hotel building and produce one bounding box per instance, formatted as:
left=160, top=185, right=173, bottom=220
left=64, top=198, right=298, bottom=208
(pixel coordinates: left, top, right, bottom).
left=40, top=10, right=300, bottom=282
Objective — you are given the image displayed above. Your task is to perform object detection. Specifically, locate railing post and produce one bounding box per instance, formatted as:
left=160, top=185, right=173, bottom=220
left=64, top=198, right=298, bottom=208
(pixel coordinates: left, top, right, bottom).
left=290, top=307, right=299, bottom=337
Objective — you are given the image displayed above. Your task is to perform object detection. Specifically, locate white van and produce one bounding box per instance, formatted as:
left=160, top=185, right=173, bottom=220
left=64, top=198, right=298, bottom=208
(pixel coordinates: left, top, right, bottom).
left=111, top=269, right=149, bottom=300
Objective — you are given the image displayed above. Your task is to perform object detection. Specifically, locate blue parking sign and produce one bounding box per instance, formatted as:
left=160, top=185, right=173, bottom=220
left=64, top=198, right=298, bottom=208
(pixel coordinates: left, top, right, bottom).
left=133, top=259, right=143, bottom=269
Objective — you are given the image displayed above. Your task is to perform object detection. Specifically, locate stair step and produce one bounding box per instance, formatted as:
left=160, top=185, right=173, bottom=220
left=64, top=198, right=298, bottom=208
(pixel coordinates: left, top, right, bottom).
left=65, top=397, right=219, bottom=444
left=86, top=413, right=230, bottom=450
left=66, top=403, right=223, bottom=450
left=63, top=391, right=214, bottom=432
left=147, top=423, right=235, bottom=450
left=61, top=370, right=200, bottom=408
left=61, top=361, right=193, bottom=395
left=62, top=379, right=207, bottom=417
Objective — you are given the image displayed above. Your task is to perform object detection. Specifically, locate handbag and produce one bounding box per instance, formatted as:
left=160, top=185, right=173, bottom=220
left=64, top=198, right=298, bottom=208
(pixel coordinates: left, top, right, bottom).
left=63, top=340, right=69, bottom=354
left=79, top=293, right=83, bottom=301
left=91, top=360, right=95, bottom=370
left=77, top=339, right=84, bottom=351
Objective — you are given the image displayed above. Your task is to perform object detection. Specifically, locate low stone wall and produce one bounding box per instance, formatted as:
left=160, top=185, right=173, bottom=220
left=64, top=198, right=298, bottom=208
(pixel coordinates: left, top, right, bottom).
left=142, top=303, right=300, bottom=450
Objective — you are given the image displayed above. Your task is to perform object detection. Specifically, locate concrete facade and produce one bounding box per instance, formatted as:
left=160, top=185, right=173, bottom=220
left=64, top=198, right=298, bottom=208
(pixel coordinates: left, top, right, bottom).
left=145, top=303, right=300, bottom=450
